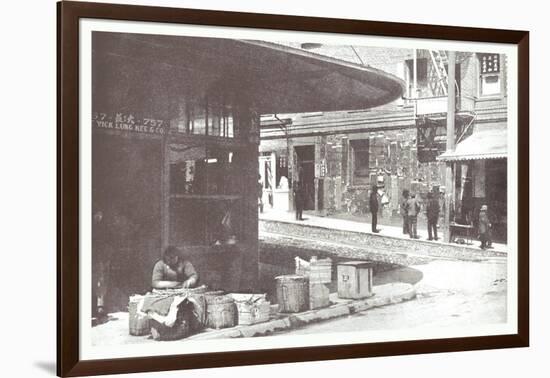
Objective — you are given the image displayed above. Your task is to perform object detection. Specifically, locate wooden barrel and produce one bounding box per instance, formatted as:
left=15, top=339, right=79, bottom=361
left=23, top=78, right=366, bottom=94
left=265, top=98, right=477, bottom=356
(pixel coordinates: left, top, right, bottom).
left=275, top=275, right=309, bottom=313
left=128, top=296, right=150, bottom=336
left=205, top=295, right=237, bottom=329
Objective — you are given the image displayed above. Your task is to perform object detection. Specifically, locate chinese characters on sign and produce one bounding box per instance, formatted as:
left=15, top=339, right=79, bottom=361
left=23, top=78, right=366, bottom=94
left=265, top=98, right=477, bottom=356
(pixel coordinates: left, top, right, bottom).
left=480, top=54, right=500, bottom=74
left=93, top=112, right=167, bottom=135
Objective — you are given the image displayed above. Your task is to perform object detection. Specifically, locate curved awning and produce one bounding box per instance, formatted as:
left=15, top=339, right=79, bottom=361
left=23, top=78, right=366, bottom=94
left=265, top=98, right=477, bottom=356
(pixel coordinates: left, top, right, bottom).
left=92, top=32, right=404, bottom=116
left=437, top=125, right=507, bottom=162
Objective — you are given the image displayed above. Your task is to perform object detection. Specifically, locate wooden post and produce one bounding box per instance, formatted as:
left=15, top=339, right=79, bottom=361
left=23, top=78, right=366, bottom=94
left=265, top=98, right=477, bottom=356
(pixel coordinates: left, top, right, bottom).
left=160, top=127, right=170, bottom=252
left=444, top=51, right=456, bottom=243
left=413, top=49, right=418, bottom=98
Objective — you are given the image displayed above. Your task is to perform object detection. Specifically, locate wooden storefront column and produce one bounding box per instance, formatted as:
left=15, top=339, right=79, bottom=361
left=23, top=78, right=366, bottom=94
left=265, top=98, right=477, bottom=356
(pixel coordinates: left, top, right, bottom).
left=160, top=130, right=170, bottom=252
left=444, top=162, right=455, bottom=242
left=443, top=51, right=457, bottom=243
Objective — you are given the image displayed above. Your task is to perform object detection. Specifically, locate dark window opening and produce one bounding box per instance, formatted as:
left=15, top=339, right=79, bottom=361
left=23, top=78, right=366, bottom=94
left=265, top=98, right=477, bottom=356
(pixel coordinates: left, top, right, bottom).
left=350, top=139, right=370, bottom=185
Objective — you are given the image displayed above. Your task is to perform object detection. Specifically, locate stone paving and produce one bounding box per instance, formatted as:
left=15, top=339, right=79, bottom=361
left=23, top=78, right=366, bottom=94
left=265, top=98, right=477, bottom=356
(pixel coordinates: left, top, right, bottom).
left=259, top=210, right=507, bottom=264
left=260, top=233, right=431, bottom=268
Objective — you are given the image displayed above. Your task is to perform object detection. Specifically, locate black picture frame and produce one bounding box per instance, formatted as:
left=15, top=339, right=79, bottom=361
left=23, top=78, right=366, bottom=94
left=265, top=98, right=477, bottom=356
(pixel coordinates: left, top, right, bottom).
left=57, top=1, right=529, bottom=376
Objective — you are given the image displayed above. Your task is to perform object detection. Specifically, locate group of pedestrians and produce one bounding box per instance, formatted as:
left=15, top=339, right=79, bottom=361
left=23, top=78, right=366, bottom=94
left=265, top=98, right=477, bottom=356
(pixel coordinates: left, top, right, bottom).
left=385, top=187, right=494, bottom=249
left=289, top=180, right=493, bottom=250
left=399, top=189, right=440, bottom=240
left=368, top=186, right=441, bottom=241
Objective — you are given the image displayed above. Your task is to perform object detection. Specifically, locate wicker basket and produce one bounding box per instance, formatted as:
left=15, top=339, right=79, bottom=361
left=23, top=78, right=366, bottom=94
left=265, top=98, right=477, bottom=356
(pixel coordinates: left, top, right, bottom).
left=204, top=290, right=226, bottom=299
left=205, top=295, right=237, bottom=329
left=151, top=285, right=208, bottom=296
left=275, top=275, right=309, bottom=313
left=128, top=296, right=150, bottom=336
left=230, top=294, right=271, bottom=325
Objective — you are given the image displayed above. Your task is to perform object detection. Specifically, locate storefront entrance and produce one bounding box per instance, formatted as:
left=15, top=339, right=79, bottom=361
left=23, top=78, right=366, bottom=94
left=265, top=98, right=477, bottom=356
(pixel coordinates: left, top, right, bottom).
left=455, top=158, right=507, bottom=243
left=295, top=145, right=315, bottom=210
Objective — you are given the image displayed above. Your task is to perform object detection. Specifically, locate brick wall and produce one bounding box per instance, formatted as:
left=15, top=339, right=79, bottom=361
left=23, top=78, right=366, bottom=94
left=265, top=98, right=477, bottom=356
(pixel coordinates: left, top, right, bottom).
left=314, top=128, right=446, bottom=217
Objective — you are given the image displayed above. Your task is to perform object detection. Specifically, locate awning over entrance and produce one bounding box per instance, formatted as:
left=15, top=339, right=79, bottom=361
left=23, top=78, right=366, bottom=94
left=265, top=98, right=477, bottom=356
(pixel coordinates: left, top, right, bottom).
left=92, top=33, right=405, bottom=116
left=437, top=125, right=507, bottom=161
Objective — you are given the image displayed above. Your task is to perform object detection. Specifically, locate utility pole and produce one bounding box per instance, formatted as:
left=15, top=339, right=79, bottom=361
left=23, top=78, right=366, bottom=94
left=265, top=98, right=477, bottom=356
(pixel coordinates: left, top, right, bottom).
left=413, top=49, right=418, bottom=98
left=444, top=51, right=456, bottom=243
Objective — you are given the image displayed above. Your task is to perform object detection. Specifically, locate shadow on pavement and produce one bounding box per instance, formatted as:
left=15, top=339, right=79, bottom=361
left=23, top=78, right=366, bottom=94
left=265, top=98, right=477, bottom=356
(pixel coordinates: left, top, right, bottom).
left=34, top=361, right=56, bottom=375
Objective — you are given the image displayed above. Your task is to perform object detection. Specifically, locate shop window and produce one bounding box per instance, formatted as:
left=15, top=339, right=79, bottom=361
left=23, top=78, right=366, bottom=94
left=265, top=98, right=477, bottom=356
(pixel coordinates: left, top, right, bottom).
left=350, top=139, right=370, bottom=185
left=478, top=53, right=501, bottom=97
left=277, top=156, right=289, bottom=188
left=169, top=145, right=243, bottom=245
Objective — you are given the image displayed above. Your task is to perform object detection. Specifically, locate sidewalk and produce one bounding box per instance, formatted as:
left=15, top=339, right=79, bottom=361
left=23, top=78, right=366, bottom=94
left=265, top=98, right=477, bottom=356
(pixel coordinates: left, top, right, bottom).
left=91, top=283, right=415, bottom=345
left=259, top=208, right=507, bottom=255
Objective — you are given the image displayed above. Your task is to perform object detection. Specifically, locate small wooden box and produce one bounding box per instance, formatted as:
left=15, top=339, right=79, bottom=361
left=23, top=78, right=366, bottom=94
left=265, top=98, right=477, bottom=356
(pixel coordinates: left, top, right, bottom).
left=337, top=261, right=374, bottom=299
left=309, top=282, right=330, bottom=309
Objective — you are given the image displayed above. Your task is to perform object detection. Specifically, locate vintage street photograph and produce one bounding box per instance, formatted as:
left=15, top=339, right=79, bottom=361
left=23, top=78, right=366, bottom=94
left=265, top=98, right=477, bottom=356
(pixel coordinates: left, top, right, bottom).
left=88, top=27, right=513, bottom=352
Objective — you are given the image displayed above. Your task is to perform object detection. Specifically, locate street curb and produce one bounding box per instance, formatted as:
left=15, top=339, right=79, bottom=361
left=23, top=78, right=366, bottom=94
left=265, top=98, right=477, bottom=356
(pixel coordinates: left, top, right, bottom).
left=260, top=219, right=508, bottom=259
left=187, top=283, right=416, bottom=340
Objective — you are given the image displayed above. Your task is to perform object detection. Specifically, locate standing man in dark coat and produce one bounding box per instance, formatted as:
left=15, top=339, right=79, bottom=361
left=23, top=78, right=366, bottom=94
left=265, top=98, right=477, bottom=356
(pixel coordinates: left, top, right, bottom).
left=478, top=204, right=491, bottom=249
left=293, top=181, right=304, bottom=221
left=400, top=189, right=410, bottom=235
left=369, top=185, right=380, bottom=233
left=426, top=191, right=440, bottom=241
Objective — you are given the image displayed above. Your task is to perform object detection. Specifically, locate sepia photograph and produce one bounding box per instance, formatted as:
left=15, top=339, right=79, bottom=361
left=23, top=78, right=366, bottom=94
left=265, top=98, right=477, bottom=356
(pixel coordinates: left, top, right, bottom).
left=52, top=2, right=528, bottom=371
left=85, top=24, right=516, bottom=355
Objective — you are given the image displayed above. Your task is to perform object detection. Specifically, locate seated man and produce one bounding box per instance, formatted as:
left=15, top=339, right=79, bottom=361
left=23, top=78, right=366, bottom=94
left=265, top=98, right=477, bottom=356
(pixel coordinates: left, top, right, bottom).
left=152, top=246, right=199, bottom=289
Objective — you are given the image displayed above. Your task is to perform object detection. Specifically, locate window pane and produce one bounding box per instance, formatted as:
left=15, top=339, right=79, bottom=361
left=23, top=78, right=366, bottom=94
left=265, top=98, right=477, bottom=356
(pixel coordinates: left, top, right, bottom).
left=481, top=74, right=500, bottom=96
left=208, top=105, right=221, bottom=137
left=193, top=115, right=206, bottom=135
left=225, top=115, right=234, bottom=138
left=350, top=139, right=370, bottom=185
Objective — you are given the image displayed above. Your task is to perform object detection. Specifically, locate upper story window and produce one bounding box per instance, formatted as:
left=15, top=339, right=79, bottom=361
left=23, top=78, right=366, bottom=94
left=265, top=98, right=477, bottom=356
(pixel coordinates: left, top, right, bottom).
left=406, top=58, right=428, bottom=97
left=171, top=102, right=234, bottom=138
left=478, top=53, right=501, bottom=97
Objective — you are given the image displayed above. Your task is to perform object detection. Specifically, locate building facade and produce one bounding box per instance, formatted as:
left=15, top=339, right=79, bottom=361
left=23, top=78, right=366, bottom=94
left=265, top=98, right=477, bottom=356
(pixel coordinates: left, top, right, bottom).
left=260, top=46, right=508, bottom=242
left=91, top=34, right=403, bottom=312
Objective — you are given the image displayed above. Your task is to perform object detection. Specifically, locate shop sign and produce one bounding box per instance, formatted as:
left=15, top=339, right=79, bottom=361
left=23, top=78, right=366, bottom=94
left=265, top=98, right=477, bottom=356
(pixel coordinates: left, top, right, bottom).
left=315, top=159, right=327, bottom=178
left=93, top=112, right=167, bottom=135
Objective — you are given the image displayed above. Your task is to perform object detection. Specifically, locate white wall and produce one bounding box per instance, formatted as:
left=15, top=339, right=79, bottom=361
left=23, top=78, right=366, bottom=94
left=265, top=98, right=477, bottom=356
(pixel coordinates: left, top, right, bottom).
left=1, top=0, right=546, bottom=377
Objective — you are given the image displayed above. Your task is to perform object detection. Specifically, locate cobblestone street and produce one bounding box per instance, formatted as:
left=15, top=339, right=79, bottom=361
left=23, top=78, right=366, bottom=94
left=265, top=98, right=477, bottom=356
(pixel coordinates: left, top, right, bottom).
left=283, top=259, right=507, bottom=335
left=259, top=214, right=507, bottom=335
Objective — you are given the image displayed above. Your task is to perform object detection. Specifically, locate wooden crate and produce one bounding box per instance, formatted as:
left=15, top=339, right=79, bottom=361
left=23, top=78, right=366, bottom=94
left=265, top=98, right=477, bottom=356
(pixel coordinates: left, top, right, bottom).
left=295, top=257, right=332, bottom=284
left=309, top=282, right=330, bottom=310
left=337, top=261, right=374, bottom=299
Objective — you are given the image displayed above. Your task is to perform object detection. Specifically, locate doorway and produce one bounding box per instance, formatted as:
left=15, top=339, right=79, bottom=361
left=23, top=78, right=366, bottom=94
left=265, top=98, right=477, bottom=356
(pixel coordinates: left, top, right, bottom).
left=295, top=145, right=315, bottom=210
